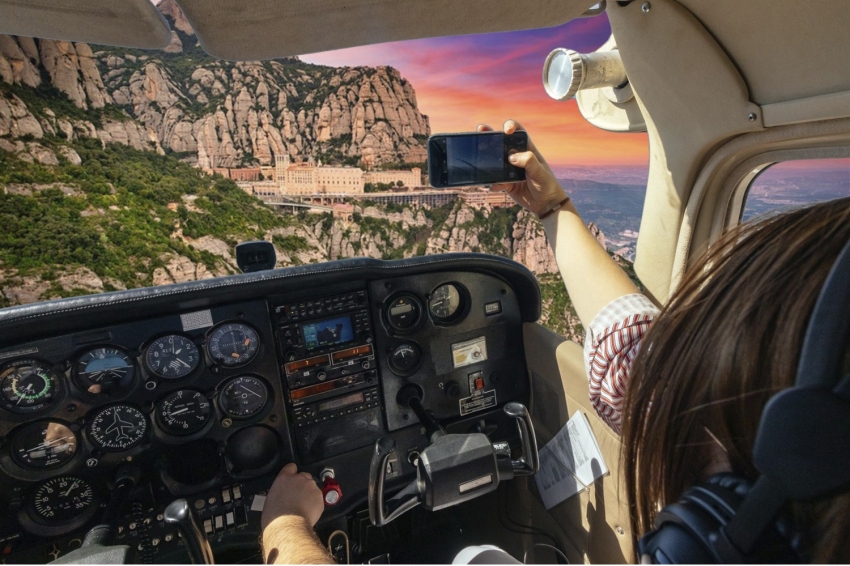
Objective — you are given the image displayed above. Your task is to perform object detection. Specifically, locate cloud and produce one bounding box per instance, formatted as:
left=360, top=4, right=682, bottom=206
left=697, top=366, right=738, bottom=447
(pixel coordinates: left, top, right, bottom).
left=302, top=14, right=648, bottom=168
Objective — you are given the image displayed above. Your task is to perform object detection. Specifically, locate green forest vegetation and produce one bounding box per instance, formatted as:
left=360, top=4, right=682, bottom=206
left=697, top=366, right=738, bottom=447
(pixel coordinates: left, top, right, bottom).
left=0, top=138, right=308, bottom=289
left=0, top=137, right=623, bottom=339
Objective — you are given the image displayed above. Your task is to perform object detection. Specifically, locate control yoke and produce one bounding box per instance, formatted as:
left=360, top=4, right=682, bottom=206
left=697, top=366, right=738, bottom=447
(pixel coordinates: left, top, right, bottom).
left=368, top=401, right=539, bottom=527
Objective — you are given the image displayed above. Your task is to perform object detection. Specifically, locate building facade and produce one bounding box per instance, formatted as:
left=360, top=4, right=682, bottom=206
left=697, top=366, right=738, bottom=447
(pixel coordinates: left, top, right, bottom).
left=363, top=168, right=421, bottom=189
left=272, top=155, right=417, bottom=196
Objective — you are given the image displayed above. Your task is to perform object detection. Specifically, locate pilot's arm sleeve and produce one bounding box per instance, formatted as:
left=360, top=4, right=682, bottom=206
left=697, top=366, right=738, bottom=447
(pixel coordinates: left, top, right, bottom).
left=583, top=293, right=660, bottom=433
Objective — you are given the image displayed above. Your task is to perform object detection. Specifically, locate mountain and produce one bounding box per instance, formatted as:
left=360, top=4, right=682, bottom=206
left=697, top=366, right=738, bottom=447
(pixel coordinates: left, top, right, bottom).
left=0, top=2, right=642, bottom=342
left=0, top=0, right=430, bottom=169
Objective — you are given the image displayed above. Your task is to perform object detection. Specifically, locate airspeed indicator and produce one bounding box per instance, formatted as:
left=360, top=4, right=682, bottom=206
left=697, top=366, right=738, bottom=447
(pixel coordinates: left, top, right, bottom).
left=0, top=360, right=59, bottom=414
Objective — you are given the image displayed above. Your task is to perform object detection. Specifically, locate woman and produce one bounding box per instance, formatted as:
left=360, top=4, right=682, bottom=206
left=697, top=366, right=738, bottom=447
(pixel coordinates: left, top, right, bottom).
left=479, top=120, right=850, bottom=562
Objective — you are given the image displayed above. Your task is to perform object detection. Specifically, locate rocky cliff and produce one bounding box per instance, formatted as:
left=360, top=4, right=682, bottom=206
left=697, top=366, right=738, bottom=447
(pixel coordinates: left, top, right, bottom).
left=0, top=0, right=429, bottom=169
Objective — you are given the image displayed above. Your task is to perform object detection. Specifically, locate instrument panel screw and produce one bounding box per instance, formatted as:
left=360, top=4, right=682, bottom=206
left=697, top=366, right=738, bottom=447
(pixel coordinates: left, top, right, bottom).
left=641, top=2, right=651, bottom=12
left=221, top=418, right=233, bottom=428
left=270, top=414, right=277, bottom=422
left=616, top=526, right=625, bottom=535
left=748, top=112, right=757, bottom=121
left=165, top=534, right=173, bottom=542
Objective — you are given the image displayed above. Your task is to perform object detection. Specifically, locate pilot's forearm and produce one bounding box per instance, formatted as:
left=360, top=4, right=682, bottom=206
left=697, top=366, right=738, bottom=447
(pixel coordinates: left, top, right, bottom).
left=541, top=201, right=639, bottom=326
left=262, top=515, right=334, bottom=564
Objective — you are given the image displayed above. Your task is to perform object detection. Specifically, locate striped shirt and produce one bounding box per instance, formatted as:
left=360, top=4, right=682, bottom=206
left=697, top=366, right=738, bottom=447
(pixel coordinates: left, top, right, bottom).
left=583, top=293, right=660, bottom=433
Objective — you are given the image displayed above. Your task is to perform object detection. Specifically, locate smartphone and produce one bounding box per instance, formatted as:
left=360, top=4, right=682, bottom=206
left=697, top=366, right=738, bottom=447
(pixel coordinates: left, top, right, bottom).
left=428, top=131, right=528, bottom=188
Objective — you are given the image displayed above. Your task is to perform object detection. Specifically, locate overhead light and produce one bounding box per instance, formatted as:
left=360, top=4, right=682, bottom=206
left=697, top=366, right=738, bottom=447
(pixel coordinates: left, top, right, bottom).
left=542, top=48, right=628, bottom=101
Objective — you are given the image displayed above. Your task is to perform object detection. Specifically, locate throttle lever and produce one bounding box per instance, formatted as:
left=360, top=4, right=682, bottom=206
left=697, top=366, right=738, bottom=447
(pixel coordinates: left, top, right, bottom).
left=164, top=499, right=214, bottom=564
left=368, top=437, right=422, bottom=527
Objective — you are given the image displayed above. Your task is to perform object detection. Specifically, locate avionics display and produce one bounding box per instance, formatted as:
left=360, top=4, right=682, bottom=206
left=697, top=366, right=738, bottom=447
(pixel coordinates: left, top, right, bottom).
left=301, top=315, right=355, bottom=350
left=318, top=392, right=365, bottom=414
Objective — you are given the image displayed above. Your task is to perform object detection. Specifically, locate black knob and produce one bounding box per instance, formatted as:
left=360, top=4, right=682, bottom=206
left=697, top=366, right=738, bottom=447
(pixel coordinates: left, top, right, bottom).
left=445, top=381, right=462, bottom=399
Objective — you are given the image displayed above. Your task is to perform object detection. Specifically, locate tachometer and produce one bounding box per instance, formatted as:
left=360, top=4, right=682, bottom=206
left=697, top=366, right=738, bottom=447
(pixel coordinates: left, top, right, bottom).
left=28, top=477, right=96, bottom=525
left=11, top=421, right=78, bottom=469
left=145, top=335, right=200, bottom=379
left=88, top=405, right=147, bottom=451
left=429, top=283, right=464, bottom=323
left=0, top=360, right=59, bottom=414
left=219, top=376, right=268, bottom=419
left=74, top=347, right=135, bottom=395
left=156, top=390, right=211, bottom=435
left=207, top=323, right=260, bottom=367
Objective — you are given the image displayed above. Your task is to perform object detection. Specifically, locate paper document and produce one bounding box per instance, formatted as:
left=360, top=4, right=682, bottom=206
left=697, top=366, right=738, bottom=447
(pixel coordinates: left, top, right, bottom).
left=534, top=411, right=608, bottom=509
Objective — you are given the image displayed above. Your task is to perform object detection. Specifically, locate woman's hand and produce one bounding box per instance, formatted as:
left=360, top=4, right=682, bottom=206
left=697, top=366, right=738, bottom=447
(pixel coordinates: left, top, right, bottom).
left=477, top=120, right=567, bottom=217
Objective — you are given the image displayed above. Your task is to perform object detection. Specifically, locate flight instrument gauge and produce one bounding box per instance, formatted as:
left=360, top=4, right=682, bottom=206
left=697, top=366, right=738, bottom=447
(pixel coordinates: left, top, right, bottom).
left=429, top=283, right=464, bottom=323
left=11, top=421, right=78, bottom=469
left=156, top=390, right=211, bottom=435
left=207, top=323, right=260, bottom=367
left=28, top=477, right=96, bottom=526
left=386, top=295, right=422, bottom=332
left=88, top=405, right=147, bottom=451
left=219, top=376, right=268, bottom=419
left=74, top=347, right=135, bottom=395
left=389, top=342, right=422, bottom=375
left=0, top=360, right=59, bottom=414
left=145, top=335, right=200, bottom=379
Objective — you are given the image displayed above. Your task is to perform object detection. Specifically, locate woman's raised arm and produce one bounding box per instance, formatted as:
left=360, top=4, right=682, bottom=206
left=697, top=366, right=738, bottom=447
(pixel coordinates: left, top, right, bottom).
left=479, top=120, right=639, bottom=326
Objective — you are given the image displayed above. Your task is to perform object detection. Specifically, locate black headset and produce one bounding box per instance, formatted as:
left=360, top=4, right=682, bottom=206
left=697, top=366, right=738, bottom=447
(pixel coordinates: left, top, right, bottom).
left=638, top=237, right=850, bottom=563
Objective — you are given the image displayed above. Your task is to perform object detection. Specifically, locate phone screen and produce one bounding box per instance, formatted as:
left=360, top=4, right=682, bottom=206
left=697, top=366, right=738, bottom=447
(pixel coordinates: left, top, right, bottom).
left=446, top=133, right=506, bottom=185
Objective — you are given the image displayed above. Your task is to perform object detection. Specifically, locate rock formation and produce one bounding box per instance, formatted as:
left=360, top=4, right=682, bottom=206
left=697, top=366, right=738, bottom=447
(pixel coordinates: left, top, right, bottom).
left=0, top=0, right=430, bottom=169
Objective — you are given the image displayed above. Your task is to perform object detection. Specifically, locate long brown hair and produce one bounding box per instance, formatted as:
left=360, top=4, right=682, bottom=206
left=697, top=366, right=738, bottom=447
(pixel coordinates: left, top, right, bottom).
left=621, top=197, right=850, bottom=562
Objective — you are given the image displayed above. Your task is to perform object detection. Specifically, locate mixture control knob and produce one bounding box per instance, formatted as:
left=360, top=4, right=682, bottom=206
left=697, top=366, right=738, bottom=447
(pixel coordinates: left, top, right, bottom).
left=320, top=469, right=342, bottom=506
left=445, top=380, right=462, bottom=399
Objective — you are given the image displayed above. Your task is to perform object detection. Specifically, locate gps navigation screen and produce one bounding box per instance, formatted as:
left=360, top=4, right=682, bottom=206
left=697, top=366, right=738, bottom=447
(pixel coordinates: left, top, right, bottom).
left=302, top=315, right=355, bottom=350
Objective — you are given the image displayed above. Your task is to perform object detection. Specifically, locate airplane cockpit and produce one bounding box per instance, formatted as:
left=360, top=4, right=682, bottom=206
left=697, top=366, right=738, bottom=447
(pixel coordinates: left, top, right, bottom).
left=0, top=253, right=547, bottom=563
left=0, top=0, right=848, bottom=564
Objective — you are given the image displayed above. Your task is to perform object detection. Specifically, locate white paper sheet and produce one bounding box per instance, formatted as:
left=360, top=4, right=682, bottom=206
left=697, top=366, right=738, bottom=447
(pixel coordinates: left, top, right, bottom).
left=534, top=411, right=608, bottom=510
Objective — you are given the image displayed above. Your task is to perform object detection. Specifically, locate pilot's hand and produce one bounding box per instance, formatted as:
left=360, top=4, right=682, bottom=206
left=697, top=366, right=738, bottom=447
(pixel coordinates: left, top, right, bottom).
left=477, top=120, right=568, bottom=217
left=261, top=463, right=324, bottom=530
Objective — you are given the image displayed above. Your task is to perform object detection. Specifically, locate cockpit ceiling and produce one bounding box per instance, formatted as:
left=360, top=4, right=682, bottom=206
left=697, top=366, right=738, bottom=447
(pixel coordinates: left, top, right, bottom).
left=680, top=0, right=850, bottom=105
left=150, top=0, right=597, bottom=61
left=0, top=0, right=172, bottom=50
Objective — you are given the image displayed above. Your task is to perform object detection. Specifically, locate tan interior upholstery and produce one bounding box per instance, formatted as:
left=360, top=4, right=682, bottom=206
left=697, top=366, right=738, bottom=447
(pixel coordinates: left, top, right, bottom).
left=0, top=0, right=172, bottom=49
left=523, top=323, right=633, bottom=564
left=678, top=0, right=850, bottom=106
left=174, top=0, right=597, bottom=61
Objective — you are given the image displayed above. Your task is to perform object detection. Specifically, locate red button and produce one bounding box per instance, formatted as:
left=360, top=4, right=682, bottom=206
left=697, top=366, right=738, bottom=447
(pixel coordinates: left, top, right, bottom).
left=475, top=378, right=484, bottom=390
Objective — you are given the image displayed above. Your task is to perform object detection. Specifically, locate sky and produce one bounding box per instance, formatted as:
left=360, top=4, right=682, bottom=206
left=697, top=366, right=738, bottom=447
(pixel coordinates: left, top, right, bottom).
left=301, top=15, right=649, bottom=172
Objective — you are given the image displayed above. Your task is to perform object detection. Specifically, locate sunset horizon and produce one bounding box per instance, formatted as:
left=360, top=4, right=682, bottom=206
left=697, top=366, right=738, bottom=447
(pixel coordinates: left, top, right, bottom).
left=301, top=14, right=650, bottom=171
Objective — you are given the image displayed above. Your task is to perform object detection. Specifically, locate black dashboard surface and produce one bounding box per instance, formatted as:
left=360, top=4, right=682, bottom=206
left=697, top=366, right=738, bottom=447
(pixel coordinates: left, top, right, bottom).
left=0, top=253, right=540, bottom=563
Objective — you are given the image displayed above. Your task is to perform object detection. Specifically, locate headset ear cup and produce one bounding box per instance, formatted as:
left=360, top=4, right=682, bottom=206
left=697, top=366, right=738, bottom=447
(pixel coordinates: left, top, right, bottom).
left=638, top=474, right=803, bottom=563
left=639, top=474, right=748, bottom=564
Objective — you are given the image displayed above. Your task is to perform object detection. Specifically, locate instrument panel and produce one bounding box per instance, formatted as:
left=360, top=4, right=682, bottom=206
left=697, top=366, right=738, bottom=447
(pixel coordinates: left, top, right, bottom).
left=0, top=257, right=537, bottom=563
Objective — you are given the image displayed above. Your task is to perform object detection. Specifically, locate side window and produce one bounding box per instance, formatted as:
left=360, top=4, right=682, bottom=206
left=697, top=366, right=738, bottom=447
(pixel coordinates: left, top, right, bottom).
left=743, top=158, right=850, bottom=222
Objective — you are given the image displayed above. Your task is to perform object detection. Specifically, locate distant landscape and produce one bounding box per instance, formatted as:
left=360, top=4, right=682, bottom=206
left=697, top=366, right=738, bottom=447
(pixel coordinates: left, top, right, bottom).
left=1, top=0, right=847, bottom=343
